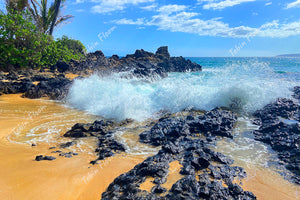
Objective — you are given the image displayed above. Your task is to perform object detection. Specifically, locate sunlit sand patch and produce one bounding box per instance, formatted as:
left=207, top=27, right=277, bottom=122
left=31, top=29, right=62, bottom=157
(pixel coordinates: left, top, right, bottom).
left=161, top=160, right=184, bottom=191
left=140, top=176, right=155, bottom=192
left=139, top=160, right=183, bottom=193
left=65, top=73, right=80, bottom=80
left=242, top=165, right=300, bottom=200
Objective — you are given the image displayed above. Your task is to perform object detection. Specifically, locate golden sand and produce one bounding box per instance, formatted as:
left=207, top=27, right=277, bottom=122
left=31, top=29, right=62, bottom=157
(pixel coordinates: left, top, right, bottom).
left=0, top=94, right=145, bottom=200
left=242, top=166, right=300, bottom=200
left=65, top=73, right=80, bottom=80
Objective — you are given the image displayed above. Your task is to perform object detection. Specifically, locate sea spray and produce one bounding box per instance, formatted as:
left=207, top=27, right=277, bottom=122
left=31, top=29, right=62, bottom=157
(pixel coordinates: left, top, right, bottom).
left=67, top=60, right=299, bottom=121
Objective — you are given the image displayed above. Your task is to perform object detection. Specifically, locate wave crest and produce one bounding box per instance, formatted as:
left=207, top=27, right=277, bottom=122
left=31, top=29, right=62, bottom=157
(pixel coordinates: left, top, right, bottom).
left=67, top=61, right=298, bottom=121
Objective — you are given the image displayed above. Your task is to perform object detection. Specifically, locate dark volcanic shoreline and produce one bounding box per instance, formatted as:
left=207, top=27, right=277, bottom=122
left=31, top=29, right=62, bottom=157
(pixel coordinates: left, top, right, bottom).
left=0, top=46, right=202, bottom=100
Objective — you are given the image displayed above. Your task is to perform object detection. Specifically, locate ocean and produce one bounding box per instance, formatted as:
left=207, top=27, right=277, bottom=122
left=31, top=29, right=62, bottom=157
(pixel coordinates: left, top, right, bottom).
left=67, top=57, right=300, bottom=121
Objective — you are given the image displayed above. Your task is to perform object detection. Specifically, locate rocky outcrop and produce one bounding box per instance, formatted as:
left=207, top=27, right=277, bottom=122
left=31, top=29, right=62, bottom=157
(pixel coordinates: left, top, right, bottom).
left=67, top=46, right=202, bottom=78
left=65, top=50, right=116, bottom=75
left=252, top=97, right=300, bottom=184
left=293, top=86, right=300, bottom=100
left=102, top=109, right=255, bottom=200
left=140, top=108, right=237, bottom=146
left=23, top=77, right=71, bottom=100
left=0, top=80, right=35, bottom=95
left=0, top=70, right=72, bottom=100
left=63, top=120, right=126, bottom=164
left=253, top=98, right=299, bottom=123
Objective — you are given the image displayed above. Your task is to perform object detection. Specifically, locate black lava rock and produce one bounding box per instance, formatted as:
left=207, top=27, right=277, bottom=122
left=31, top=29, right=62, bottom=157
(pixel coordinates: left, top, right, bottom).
left=35, top=155, right=56, bottom=161
left=59, top=141, right=75, bottom=148
left=23, top=77, right=72, bottom=100
left=102, top=137, right=255, bottom=200
left=140, top=108, right=237, bottom=146
left=102, top=108, right=255, bottom=200
left=63, top=120, right=126, bottom=164
left=252, top=98, right=300, bottom=184
left=68, top=46, right=202, bottom=79
left=293, top=86, right=300, bottom=100
left=253, top=98, right=299, bottom=122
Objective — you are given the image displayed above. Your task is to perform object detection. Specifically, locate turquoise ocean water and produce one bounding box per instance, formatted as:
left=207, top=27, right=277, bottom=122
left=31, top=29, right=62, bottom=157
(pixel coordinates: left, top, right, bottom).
left=67, top=57, right=300, bottom=121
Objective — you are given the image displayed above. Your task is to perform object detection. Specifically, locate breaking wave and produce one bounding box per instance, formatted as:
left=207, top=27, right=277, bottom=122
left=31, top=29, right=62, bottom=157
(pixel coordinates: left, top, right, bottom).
left=67, top=60, right=298, bottom=121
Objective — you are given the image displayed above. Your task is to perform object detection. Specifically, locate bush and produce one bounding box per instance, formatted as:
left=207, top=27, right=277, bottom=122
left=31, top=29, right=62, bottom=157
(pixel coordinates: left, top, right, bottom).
left=55, top=35, right=86, bottom=62
left=0, top=10, right=51, bottom=69
left=0, top=11, right=86, bottom=70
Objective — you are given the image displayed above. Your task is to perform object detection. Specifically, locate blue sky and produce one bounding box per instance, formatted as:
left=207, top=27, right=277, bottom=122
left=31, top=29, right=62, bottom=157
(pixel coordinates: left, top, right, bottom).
left=2, top=0, right=300, bottom=56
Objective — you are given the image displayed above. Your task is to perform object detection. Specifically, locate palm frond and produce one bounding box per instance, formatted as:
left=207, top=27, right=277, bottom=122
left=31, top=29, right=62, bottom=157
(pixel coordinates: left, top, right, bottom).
left=54, top=14, right=73, bottom=26
left=25, top=0, right=73, bottom=35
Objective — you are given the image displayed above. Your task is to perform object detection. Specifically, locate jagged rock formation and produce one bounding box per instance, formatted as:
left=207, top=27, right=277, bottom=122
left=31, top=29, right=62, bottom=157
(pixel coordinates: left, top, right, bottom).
left=63, top=120, right=127, bottom=164
left=65, top=46, right=202, bottom=78
left=252, top=96, right=300, bottom=184
left=102, top=108, right=256, bottom=200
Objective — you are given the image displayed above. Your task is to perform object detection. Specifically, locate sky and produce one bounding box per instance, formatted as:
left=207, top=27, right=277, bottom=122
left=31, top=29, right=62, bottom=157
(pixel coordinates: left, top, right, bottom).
left=2, top=0, right=300, bottom=57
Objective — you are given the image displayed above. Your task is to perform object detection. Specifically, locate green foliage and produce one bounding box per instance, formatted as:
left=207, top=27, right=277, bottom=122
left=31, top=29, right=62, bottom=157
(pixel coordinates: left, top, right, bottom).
left=0, top=10, right=53, bottom=68
left=55, top=35, right=86, bottom=62
left=0, top=11, right=86, bottom=69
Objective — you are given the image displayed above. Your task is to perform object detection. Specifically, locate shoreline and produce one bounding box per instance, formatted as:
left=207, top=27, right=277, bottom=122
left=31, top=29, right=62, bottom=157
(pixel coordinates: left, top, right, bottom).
left=0, top=94, right=299, bottom=199
left=0, top=48, right=299, bottom=199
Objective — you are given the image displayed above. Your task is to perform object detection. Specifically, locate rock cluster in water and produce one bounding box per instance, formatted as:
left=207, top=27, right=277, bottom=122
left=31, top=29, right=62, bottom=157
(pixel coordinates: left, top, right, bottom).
left=140, top=108, right=238, bottom=147
left=102, top=108, right=256, bottom=200
left=252, top=90, right=300, bottom=184
left=293, top=86, right=300, bottom=100
left=63, top=120, right=127, bottom=164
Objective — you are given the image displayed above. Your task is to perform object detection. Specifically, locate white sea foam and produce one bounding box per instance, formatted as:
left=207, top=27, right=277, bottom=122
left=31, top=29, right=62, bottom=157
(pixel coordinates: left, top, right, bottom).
left=67, top=61, right=299, bottom=121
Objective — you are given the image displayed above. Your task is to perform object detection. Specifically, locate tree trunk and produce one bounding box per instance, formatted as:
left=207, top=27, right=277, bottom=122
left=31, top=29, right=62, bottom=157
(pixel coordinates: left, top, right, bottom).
left=49, top=0, right=61, bottom=35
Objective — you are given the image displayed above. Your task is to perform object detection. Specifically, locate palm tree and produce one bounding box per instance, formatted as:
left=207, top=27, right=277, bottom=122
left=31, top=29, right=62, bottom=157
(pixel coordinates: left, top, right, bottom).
left=28, top=0, right=73, bottom=35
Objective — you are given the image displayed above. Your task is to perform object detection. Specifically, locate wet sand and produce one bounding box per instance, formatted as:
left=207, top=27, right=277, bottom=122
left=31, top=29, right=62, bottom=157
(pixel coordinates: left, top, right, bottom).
left=0, top=94, right=299, bottom=199
left=0, top=94, right=145, bottom=200
left=243, top=166, right=299, bottom=200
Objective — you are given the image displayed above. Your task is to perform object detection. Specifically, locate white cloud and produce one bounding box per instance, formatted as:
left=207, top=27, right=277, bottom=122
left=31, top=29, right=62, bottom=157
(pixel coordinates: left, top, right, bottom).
left=91, top=0, right=155, bottom=14
left=141, top=4, right=157, bottom=11
left=265, top=2, right=272, bottom=6
left=286, top=0, right=300, bottom=9
left=113, top=4, right=300, bottom=38
left=259, top=20, right=300, bottom=37
left=157, top=4, right=187, bottom=14
left=76, top=9, right=85, bottom=12
left=75, top=0, right=85, bottom=3
left=114, top=18, right=146, bottom=25
left=198, top=0, right=257, bottom=10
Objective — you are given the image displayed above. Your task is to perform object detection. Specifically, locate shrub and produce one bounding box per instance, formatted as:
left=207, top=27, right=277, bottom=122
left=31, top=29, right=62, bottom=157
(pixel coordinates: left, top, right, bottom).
left=0, top=11, right=86, bottom=70
left=0, top=10, right=52, bottom=69
left=55, top=35, right=86, bottom=62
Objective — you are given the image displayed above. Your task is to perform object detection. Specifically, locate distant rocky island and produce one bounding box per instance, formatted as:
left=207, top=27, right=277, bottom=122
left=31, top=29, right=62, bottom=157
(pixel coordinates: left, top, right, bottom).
left=276, top=54, right=300, bottom=58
